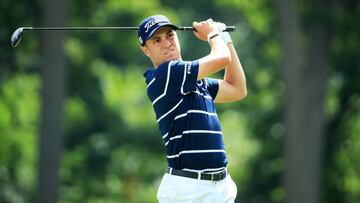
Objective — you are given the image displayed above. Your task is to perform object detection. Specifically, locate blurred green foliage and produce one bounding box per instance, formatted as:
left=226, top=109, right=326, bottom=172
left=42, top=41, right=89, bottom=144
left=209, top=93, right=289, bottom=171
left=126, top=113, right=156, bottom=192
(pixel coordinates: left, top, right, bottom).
left=0, top=0, right=359, bottom=202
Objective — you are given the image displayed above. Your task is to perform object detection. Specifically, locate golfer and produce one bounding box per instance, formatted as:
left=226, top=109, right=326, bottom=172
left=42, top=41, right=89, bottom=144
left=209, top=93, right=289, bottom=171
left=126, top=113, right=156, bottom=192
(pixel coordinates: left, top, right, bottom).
left=138, top=15, right=247, bottom=203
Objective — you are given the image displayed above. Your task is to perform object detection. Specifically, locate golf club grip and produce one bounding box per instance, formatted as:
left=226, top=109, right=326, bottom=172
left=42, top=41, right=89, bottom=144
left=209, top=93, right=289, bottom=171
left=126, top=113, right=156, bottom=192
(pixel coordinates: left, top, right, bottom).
left=178, top=26, right=236, bottom=32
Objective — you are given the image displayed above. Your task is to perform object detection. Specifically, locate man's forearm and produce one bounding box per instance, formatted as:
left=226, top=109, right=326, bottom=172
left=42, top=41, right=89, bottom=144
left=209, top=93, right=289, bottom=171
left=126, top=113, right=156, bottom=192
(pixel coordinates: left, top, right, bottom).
left=223, top=43, right=247, bottom=97
left=197, top=34, right=231, bottom=80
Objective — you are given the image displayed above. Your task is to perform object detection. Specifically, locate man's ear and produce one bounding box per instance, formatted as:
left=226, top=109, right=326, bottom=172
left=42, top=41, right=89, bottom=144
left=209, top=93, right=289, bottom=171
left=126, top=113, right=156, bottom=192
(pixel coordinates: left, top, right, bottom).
left=141, top=45, right=150, bottom=58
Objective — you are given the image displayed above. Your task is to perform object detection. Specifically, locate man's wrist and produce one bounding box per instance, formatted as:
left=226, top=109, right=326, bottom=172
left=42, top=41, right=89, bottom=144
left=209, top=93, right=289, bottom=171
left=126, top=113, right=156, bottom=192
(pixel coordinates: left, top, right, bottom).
left=207, top=31, right=220, bottom=43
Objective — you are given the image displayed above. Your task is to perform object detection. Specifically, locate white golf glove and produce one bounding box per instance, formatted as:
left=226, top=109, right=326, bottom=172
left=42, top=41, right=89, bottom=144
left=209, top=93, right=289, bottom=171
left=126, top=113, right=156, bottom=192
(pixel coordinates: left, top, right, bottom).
left=215, top=22, right=232, bottom=44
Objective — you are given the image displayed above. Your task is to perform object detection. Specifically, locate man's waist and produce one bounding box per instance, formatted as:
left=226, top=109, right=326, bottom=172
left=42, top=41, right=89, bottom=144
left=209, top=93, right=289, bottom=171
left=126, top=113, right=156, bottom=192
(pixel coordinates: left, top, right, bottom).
left=167, top=167, right=228, bottom=181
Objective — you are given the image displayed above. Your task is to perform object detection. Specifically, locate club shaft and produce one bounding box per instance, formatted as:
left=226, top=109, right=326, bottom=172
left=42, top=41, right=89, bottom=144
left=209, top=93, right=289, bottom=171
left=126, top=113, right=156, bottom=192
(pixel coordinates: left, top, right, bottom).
left=22, top=27, right=139, bottom=31
left=11, top=25, right=236, bottom=48
left=21, top=26, right=236, bottom=32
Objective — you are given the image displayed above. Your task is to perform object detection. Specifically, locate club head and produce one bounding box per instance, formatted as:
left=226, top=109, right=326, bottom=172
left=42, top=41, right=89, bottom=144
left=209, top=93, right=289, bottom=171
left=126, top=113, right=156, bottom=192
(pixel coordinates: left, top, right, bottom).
left=11, top=27, right=24, bottom=48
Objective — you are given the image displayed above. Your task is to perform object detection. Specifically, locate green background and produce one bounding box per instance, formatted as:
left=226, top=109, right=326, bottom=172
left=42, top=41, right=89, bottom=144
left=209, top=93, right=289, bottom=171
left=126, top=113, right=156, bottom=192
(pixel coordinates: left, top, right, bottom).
left=0, top=0, right=359, bottom=202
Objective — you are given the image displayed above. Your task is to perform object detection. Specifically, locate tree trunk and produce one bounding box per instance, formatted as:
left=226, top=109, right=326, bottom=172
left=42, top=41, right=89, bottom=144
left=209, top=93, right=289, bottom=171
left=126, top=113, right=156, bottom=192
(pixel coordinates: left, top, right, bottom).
left=276, top=0, right=329, bottom=202
left=37, top=0, right=68, bottom=202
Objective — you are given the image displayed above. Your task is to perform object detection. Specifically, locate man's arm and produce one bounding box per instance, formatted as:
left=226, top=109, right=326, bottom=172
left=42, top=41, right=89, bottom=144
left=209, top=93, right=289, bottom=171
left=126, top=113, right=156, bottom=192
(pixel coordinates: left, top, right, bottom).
left=214, top=42, right=247, bottom=103
left=192, top=19, right=231, bottom=80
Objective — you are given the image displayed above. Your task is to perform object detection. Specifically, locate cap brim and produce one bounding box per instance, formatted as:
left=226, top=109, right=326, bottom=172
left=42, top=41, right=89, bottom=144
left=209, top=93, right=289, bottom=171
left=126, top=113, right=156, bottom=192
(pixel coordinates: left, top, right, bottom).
left=143, top=23, right=179, bottom=44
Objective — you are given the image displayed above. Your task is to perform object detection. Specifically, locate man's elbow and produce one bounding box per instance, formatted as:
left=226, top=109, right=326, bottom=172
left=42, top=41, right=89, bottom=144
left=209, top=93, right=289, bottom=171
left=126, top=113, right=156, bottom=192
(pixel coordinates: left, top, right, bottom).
left=235, top=88, right=247, bottom=101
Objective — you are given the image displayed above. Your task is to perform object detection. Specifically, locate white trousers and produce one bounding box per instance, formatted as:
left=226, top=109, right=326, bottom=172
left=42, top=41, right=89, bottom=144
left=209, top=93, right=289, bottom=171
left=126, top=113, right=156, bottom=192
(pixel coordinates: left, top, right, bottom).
left=157, top=173, right=237, bottom=203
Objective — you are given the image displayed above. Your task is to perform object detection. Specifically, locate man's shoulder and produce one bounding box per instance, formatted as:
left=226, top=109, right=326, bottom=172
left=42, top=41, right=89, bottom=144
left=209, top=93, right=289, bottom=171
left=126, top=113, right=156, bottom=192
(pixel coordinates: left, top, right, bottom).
left=150, top=59, right=199, bottom=81
left=159, top=60, right=199, bottom=72
left=154, top=60, right=181, bottom=74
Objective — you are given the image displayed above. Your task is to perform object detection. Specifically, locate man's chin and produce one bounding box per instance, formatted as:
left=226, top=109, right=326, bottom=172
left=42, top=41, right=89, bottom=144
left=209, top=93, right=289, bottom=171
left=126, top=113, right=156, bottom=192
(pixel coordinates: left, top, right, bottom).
left=167, top=55, right=180, bottom=61
left=158, top=55, right=181, bottom=65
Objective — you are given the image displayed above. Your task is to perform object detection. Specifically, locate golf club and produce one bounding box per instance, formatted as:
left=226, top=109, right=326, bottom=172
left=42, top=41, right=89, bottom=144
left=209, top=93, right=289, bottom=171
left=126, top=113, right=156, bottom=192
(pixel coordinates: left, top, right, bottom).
left=10, top=26, right=236, bottom=48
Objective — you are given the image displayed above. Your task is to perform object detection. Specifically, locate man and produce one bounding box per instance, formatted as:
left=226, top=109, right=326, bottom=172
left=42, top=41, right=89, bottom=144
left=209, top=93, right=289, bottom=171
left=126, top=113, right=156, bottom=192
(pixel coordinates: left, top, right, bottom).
left=138, top=15, right=247, bottom=203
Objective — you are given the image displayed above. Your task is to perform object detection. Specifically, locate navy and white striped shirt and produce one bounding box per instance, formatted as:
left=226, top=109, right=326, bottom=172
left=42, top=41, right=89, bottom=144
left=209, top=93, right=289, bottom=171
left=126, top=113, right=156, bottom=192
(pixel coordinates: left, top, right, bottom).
left=143, top=60, right=227, bottom=173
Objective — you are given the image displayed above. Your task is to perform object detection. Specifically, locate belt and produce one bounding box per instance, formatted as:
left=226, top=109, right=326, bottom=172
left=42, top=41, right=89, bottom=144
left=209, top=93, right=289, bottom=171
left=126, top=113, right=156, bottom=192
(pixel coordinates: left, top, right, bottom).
left=167, top=168, right=227, bottom=181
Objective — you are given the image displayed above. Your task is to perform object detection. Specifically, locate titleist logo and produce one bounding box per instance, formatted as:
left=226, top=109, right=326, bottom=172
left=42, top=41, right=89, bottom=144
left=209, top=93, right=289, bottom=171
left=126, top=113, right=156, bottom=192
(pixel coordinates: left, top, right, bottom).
left=144, top=18, right=162, bottom=33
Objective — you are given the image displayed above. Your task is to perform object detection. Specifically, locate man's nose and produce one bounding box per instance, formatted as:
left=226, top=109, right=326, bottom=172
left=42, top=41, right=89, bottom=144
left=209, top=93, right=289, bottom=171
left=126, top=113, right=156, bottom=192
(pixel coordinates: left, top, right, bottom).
left=163, top=38, right=172, bottom=47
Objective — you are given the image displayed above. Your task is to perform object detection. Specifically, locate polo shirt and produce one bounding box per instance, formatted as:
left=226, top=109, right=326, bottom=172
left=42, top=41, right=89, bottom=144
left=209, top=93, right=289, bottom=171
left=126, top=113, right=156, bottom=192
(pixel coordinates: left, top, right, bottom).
left=143, top=60, right=227, bottom=173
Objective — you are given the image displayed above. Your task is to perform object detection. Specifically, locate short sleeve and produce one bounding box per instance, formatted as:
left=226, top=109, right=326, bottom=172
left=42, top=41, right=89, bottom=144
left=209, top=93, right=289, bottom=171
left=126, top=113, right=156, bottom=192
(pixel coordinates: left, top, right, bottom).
left=205, top=78, right=219, bottom=99
left=168, top=60, right=199, bottom=95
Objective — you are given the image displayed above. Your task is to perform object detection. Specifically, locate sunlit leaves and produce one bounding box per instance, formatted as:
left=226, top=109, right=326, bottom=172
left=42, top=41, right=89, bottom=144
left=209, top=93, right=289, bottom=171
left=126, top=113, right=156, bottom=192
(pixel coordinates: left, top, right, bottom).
left=0, top=74, right=40, bottom=202
left=333, top=96, right=360, bottom=201
left=91, top=59, right=156, bottom=130
left=215, top=0, right=274, bottom=34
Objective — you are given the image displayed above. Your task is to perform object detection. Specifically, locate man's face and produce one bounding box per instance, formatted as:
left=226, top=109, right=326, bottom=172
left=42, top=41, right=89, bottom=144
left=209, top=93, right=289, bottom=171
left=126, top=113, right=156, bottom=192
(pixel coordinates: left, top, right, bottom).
left=141, top=26, right=181, bottom=67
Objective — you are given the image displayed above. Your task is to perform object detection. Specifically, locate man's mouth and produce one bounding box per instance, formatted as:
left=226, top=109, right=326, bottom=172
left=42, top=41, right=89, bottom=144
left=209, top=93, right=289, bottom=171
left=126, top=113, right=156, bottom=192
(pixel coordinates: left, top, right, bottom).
left=164, top=49, right=175, bottom=57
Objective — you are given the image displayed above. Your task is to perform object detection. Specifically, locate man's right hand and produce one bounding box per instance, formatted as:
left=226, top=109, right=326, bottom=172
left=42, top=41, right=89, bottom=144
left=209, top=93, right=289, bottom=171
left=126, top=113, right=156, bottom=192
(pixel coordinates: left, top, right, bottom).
left=193, top=19, right=219, bottom=42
